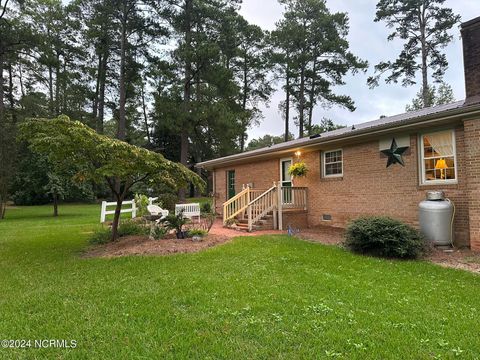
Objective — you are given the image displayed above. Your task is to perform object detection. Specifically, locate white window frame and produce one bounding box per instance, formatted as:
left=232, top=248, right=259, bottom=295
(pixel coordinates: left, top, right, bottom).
left=419, top=129, right=458, bottom=185
left=322, top=149, right=343, bottom=178
left=279, top=157, right=293, bottom=185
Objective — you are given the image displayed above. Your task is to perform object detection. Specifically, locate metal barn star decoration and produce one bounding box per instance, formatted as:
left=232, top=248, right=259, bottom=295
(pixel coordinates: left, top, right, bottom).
left=381, top=138, right=409, bottom=167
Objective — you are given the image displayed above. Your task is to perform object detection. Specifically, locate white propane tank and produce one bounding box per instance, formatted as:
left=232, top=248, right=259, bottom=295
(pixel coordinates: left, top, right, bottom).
left=418, top=191, right=454, bottom=246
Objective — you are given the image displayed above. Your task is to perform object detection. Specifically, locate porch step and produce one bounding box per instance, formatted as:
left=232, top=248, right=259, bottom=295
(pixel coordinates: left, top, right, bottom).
left=229, top=212, right=275, bottom=232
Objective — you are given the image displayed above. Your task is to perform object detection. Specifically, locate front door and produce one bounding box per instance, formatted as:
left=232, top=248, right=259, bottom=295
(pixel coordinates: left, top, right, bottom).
left=280, top=158, right=292, bottom=204
left=227, top=170, right=235, bottom=199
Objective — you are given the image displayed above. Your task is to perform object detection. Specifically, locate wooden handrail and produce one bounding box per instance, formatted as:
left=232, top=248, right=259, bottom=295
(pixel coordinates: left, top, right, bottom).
left=247, top=185, right=276, bottom=206
left=223, top=184, right=308, bottom=231
left=223, top=187, right=250, bottom=224
left=247, top=185, right=277, bottom=231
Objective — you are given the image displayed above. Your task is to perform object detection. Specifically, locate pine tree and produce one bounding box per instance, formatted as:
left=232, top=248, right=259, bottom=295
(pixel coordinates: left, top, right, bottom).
left=273, top=0, right=367, bottom=138
left=405, top=82, right=455, bottom=111
left=368, top=0, right=460, bottom=108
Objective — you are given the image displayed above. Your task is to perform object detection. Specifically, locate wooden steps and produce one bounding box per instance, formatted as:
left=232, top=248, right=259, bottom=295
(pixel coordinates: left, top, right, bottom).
left=229, top=212, right=275, bottom=232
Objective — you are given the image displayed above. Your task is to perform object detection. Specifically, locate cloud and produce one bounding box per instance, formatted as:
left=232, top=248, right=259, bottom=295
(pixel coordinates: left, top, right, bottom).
left=239, top=0, right=473, bottom=141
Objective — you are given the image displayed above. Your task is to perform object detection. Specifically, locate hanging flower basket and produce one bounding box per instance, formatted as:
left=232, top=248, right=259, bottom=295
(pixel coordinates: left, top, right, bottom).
left=288, top=162, right=309, bottom=178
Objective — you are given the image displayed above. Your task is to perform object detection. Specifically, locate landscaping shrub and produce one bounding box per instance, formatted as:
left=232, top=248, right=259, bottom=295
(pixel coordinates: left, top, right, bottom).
left=89, top=227, right=112, bottom=245
left=201, top=201, right=212, bottom=215
left=188, top=228, right=208, bottom=237
left=89, top=220, right=149, bottom=244
left=150, top=224, right=168, bottom=240
left=117, top=220, right=149, bottom=237
left=345, top=216, right=426, bottom=259
left=134, top=193, right=150, bottom=217
left=161, top=211, right=188, bottom=239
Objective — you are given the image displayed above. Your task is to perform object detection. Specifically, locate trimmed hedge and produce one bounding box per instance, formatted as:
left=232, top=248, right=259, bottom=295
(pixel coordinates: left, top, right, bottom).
left=345, top=216, right=426, bottom=259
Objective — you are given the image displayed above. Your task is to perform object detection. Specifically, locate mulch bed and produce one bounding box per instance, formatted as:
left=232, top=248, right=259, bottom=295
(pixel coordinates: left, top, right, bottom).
left=83, top=223, right=480, bottom=274
left=426, top=247, right=480, bottom=274
left=295, top=225, right=345, bottom=246
left=82, top=233, right=230, bottom=258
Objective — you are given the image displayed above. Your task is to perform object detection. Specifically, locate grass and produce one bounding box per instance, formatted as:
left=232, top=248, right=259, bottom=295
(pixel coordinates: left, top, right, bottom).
left=1, top=204, right=480, bottom=359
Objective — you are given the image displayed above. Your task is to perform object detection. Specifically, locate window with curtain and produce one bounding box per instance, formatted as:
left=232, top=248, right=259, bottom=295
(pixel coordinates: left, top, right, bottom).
left=323, top=149, right=343, bottom=177
left=421, top=130, right=456, bottom=183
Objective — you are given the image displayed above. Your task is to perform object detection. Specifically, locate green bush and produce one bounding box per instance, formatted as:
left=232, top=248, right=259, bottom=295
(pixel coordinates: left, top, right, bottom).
left=188, top=228, right=208, bottom=237
left=118, top=220, right=149, bottom=237
left=89, top=227, right=112, bottom=245
left=150, top=224, right=168, bottom=240
left=89, top=220, right=149, bottom=244
left=344, top=216, right=426, bottom=259
left=134, top=193, right=150, bottom=217
left=200, top=201, right=212, bottom=215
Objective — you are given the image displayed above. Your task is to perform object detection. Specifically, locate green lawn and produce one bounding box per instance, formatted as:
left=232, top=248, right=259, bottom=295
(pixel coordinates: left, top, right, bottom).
left=0, top=204, right=479, bottom=359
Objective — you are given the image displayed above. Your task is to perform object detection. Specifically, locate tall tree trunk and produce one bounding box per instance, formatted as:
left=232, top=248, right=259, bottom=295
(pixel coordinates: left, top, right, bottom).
left=55, top=52, right=60, bottom=116
left=240, top=51, right=248, bottom=152
left=53, top=192, right=58, bottom=217
left=62, top=61, right=67, bottom=114
left=179, top=0, right=193, bottom=202
left=419, top=6, right=429, bottom=108
left=7, top=61, right=15, bottom=123
left=194, top=70, right=202, bottom=198
left=18, top=63, right=25, bottom=100
left=298, top=65, right=305, bottom=138
left=284, top=61, right=290, bottom=142
left=98, top=51, right=108, bottom=134
left=0, top=49, right=6, bottom=220
left=307, top=57, right=317, bottom=135
left=0, top=50, right=4, bottom=116
left=140, top=79, right=151, bottom=144
left=117, top=1, right=127, bottom=141
left=93, top=55, right=101, bottom=121
left=48, top=64, right=54, bottom=116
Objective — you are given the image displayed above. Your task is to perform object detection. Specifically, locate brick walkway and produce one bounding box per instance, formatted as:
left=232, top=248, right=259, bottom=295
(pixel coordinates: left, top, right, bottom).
left=208, top=219, right=345, bottom=244
left=209, top=219, right=285, bottom=237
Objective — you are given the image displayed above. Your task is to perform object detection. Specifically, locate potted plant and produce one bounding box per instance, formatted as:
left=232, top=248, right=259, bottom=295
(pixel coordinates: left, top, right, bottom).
left=161, top=211, right=189, bottom=239
left=288, top=162, right=309, bottom=178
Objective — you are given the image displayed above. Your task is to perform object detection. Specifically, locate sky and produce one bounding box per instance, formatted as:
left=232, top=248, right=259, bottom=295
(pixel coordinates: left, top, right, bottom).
left=238, top=0, right=478, bottom=141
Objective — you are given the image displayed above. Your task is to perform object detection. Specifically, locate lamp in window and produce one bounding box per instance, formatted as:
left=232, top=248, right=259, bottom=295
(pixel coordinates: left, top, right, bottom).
left=435, top=158, right=448, bottom=179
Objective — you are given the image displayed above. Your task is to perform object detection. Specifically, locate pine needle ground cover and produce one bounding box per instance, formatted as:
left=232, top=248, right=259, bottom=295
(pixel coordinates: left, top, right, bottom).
left=0, top=204, right=479, bottom=359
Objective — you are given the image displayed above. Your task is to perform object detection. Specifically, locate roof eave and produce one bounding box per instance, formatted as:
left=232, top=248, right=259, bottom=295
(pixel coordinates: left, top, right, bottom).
left=197, top=104, right=480, bottom=170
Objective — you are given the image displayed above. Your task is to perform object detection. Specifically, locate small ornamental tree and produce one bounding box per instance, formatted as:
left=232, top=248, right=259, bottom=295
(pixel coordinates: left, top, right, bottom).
left=19, top=116, right=205, bottom=241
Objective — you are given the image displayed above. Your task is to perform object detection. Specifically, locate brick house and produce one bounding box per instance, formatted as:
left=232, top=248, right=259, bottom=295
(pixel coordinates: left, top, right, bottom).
left=197, top=16, right=480, bottom=251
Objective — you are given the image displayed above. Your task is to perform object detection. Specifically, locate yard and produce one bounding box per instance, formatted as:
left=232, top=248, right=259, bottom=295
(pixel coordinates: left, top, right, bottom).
left=1, top=204, right=479, bottom=359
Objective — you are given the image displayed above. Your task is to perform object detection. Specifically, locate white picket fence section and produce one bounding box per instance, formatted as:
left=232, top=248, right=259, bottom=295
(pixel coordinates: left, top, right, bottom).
left=100, top=200, right=137, bottom=223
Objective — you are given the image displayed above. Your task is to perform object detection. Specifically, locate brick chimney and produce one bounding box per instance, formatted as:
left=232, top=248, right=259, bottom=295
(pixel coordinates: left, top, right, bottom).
left=462, top=16, right=480, bottom=106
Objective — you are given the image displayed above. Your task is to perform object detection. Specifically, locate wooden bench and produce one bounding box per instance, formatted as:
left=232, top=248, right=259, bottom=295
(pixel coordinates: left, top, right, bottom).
left=175, top=203, right=201, bottom=222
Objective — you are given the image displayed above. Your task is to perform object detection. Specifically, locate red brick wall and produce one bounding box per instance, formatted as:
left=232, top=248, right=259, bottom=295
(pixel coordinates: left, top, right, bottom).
left=214, top=127, right=471, bottom=247
left=294, top=129, right=468, bottom=247
left=214, top=158, right=280, bottom=214
left=464, top=119, right=480, bottom=250
left=462, top=17, right=480, bottom=104
left=283, top=211, right=308, bottom=229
